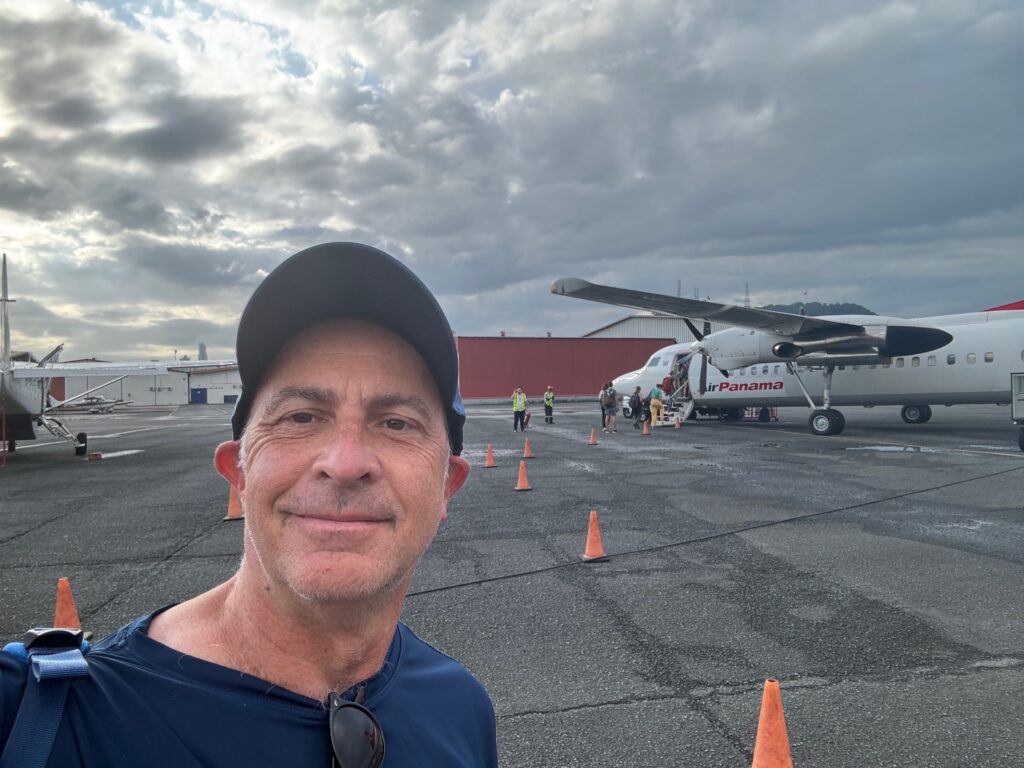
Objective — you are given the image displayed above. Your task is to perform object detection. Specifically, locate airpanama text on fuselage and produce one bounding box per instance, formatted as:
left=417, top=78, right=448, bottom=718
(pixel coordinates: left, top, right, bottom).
left=707, top=380, right=785, bottom=392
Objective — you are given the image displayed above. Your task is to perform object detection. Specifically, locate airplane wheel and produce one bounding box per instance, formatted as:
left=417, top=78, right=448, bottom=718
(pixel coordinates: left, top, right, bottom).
left=75, top=432, right=88, bottom=456
left=7, top=439, right=15, bottom=453
left=901, top=404, right=931, bottom=424
left=809, top=409, right=835, bottom=436
left=758, top=407, right=771, bottom=423
left=830, top=409, right=846, bottom=435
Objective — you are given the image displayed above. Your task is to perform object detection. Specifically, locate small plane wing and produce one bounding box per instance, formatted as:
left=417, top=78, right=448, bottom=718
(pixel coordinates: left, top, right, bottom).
left=550, top=278, right=865, bottom=338
left=12, top=361, right=169, bottom=378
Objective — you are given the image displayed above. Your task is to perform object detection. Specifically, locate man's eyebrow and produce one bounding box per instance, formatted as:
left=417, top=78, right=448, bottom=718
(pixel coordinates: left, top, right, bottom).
left=366, top=393, right=438, bottom=417
left=259, top=386, right=338, bottom=416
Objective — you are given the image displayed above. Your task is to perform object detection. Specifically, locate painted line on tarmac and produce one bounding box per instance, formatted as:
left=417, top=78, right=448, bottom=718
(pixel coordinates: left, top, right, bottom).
left=90, top=425, right=185, bottom=439
left=96, top=449, right=144, bottom=459
left=13, top=424, right=184, bottom=450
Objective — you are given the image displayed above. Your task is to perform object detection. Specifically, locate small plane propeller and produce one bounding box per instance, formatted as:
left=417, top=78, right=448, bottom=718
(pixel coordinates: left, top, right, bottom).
left=683, top=319, right=726, bottom=395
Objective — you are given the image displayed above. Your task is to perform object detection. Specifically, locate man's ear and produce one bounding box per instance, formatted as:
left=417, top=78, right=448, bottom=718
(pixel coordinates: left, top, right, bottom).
left=214, top=440, right=245, bottom=492
left=440, top=455, right=471, bottom=522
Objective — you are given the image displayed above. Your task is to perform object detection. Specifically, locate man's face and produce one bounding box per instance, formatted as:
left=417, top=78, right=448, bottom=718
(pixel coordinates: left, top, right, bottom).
left=216, top=320, right=469, bottom=605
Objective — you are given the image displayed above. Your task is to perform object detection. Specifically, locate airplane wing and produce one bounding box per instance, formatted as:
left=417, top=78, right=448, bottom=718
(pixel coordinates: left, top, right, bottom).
left=551, top=278, right=865, bottom=338
left=12, top=361, right=169, bottom=378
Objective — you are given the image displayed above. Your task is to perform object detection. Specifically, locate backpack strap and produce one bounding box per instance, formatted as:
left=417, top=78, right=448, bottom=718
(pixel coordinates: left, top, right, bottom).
left=1, top=628, right=90, bottom=768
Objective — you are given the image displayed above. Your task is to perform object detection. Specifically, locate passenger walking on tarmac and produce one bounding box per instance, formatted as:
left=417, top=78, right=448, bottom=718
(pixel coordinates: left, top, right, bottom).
left=629, top=386, right=645, bottom=430
left=649, top=382, right=665, bottom=426
left=0, top=243, right=498, bottom=768
left=602, top=381, right=619, bottom=433
left=512, top=386, right=529, bottom=432
left=543, top=385, right=555, bottom=424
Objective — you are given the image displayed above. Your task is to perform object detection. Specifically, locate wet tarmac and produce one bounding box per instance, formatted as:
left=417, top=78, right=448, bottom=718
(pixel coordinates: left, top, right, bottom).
left=1, top=402, right=1022, bottom=767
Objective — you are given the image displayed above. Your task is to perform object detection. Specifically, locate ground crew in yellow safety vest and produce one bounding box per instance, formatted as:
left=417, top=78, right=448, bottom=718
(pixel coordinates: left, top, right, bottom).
left=511, top=387, right=529, bottom=432
left=543, top=386, right=555, bottom=424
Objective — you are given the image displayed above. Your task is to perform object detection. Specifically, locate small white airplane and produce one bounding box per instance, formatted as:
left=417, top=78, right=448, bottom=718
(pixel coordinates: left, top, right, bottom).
left=1, top=253, right=167, bottom=456
left=78, top=394, right=134, bottom=414
left=551, top=277, right=1024, bottom=446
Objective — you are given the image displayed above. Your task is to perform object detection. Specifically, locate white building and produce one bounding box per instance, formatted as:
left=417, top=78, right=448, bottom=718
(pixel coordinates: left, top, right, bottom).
left=61, top=362, right=241, bottom=406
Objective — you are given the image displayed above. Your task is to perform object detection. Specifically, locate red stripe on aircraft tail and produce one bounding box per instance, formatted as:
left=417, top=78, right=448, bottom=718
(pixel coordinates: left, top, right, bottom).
left=984, top=300, right=1024, bottom=311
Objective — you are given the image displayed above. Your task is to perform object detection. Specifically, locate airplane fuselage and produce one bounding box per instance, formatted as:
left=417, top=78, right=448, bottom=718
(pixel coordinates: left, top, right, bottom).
left=613, top=310, right=1024, bottom=411
left=0, top=371, right=44, bottom=439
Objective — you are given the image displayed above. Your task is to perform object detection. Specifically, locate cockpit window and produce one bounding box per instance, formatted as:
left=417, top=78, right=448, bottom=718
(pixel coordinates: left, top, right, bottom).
left=646, top=356, right=661, bottom=368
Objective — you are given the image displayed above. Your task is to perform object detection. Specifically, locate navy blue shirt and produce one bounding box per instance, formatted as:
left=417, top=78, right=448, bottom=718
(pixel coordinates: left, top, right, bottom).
left=1, top=609, right=497, bottom=767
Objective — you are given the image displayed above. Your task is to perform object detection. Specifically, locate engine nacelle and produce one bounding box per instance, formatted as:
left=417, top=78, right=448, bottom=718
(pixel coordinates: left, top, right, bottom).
left=773, top=325, right=951, bottom=361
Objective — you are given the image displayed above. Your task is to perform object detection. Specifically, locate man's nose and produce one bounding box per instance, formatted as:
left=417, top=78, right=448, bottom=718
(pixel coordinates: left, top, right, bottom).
left=310, top=422, right=382, bottom=484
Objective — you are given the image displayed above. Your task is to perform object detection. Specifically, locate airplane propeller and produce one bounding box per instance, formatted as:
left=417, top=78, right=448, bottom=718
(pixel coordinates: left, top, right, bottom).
left=683, top=319, right=726, bottom=395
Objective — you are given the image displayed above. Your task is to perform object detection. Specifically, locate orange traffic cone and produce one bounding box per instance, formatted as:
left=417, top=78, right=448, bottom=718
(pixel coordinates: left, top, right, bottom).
left=642, top=420, right=651, bottom=436
left=484, top=444, right=497, bottom=468
left=582, top=510, right=609, bottom=562
left=589, top=428, right=598, bottom=446
left=54, top=577, right=81, bottom=629
left=675, top=417, right=682, bottom=429
left=223, top=485, right=244, bottom=521
left=751, top=679, right=794, bottom=768
left=522, top=438, right=534, bottom=459
left=514, top=460, right=532, bottom=491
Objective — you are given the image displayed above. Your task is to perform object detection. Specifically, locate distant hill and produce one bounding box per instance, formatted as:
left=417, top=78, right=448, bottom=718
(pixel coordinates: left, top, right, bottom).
left=760, top=301, right=875, bottom=316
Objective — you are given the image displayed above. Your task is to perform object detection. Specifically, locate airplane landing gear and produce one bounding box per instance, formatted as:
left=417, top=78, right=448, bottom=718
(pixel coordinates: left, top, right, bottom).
left=809, top=408, right=845, bottom=436
left=901, top=404, right=932, bottom=424
left=75, top=432, right=88, bottom=457
left=7, top=439, right=14, bottom=453
left=789, top=363, right=846, bottom=436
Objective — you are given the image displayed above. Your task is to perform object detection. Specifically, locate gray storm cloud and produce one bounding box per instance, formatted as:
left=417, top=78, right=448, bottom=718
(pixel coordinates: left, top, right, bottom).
left=0, top=0, right=1020, bottom=359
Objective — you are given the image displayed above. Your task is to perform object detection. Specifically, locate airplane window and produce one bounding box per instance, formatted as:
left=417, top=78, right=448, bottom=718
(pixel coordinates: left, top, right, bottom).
left=869, top=364, right=877, bottom=370
left=882, top=363, right=891, bottom=368
left=927, top=356, right=936, bottom=366
left=911, top=357, right=920, bottom=367
left=774, top=365, right=780, bottom=374
left=750, top=367, right=757, bottom=375
left=967, top=353, right=977, bottom=364
left=896, top=358, right=905, bottom=368
left=984, top=352, right=994, bottom=363
left=947, top=354, right=956, bottom=365
left=646, top=356, right=661, bottom=368
left=838, top=365, right=846, bottom=371
left=762, top=365, right=768, bottom=374
left=739, top=369, right=745, bottom=376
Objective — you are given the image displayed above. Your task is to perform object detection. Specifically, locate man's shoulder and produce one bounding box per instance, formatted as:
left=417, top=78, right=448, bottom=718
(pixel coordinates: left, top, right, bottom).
left=393, top=623, right=490, bottom=699
left=382, top=624, right=496, bottom=766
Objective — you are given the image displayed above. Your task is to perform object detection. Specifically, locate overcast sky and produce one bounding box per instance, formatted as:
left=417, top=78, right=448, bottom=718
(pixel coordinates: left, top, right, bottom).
left=1, top=0, right=1021, bottom=360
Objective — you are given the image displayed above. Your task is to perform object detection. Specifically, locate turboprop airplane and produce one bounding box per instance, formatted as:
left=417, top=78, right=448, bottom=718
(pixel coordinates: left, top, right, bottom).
left=551, top=277, right=1024, bottom=442
left=1, top=253, right=167, bottom=456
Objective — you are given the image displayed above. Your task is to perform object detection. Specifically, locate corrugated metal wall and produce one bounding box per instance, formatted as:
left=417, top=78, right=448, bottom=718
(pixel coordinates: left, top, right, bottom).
left=456, top=337, right=674, bottom=399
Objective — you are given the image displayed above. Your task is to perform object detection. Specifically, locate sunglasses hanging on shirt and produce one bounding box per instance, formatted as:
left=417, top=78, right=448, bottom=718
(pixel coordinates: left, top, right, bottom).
left=328, top=692, right=385, bottom=768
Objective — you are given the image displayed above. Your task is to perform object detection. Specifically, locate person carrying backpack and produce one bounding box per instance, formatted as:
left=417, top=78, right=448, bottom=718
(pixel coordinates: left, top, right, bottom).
left=602, top=382, right=619, bottom=433
left=0, top=243, right=498, bottom=768
left=629, top=386, right=644, bottom=430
